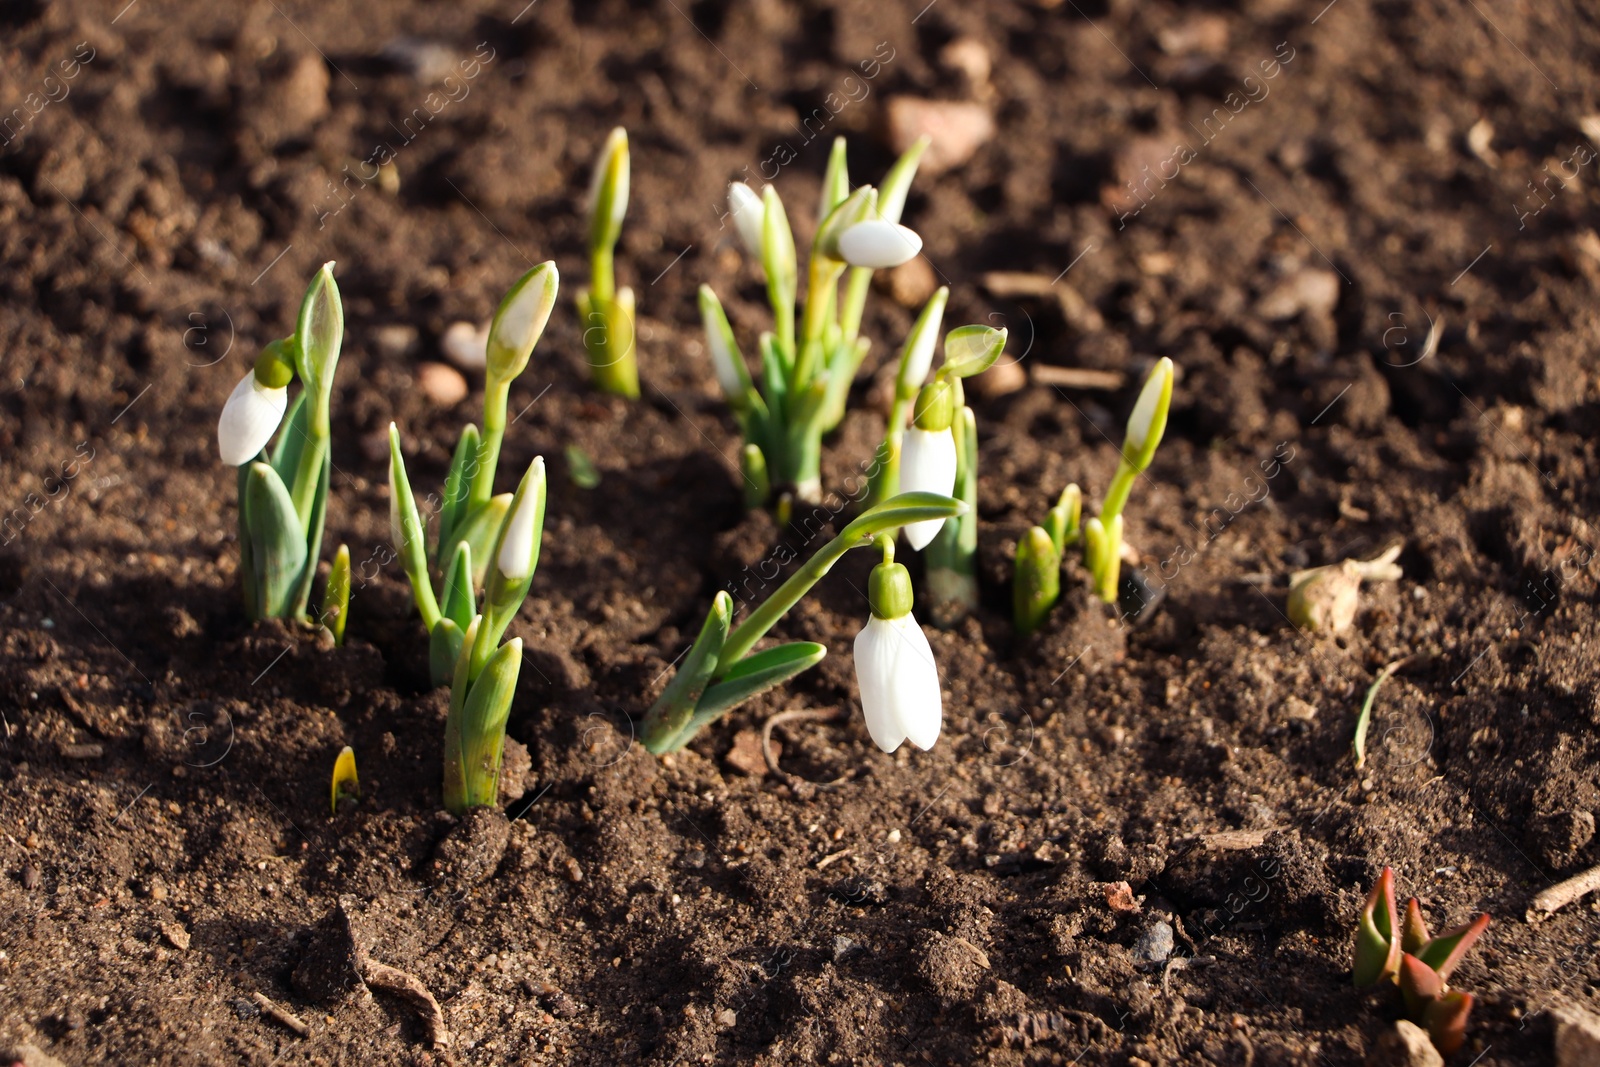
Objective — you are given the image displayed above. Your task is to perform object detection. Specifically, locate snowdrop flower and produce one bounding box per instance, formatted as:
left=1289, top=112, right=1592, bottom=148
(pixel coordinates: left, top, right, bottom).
left=854, top=552, right=941, bottom=752
left=728, top=182, right=765, bottom=262
left=838, top=219, right=922, bottom=270
left=496, top=457, right=546, bottom=581
left=898, top=381, right=958, bottom=550
left=217, top=347, right=292, bottom=466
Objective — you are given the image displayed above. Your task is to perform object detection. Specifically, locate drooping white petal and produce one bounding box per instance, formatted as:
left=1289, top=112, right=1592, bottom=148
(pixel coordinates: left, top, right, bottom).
left=838, top=219, right=923, bottom=270
left=898, top=427, right=958, bottom=550
left=853, top=614, right=942, bottom=753
left=217, top=372, right=289, bottom=466
left=497, top=476, right=541, bottom=580
left=728, top=182, right=765, bottom=261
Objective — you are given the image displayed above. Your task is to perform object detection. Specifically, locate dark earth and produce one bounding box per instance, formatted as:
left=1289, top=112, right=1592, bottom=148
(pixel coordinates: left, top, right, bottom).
left=3, top=0, right=1600, bottom=1063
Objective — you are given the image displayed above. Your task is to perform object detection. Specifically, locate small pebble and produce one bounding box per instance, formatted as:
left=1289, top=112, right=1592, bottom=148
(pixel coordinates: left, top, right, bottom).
left=161, top=923, right=191, bottom=951
left=21, top=864, right=39, bottom=890
left=417, top=362, right=469, bottom=406
left=1132, top=921, right=1174, bottom=965
left=373, top=323, right=418, bottom=359
left=440, top=320, right=488, bottom=370
left=564, top=858, right=584, bottom=883
left=714, top=1008, right=737, bottom=1027
left=886, top=97, right=994, bottom=175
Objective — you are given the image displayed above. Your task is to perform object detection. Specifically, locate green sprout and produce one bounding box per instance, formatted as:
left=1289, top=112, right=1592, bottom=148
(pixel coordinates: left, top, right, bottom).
left=577, top=127, right=638, bottom=399
left=640, top=492, right=965, bottom=755
left=1013, top=358, right=1175, bottom=633
left=387, top=264, right=558, bottom=686
left=322, top=543, right=351, bottom=645
left=1353, top=867, right=1490, bottom=1055
left=701, top=135, right=930, bottom=513
left=216, top=263, right=344, bottom=623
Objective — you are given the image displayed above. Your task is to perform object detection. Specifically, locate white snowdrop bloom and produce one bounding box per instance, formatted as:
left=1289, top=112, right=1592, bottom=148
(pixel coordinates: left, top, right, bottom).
left=217, top=371, right=288, bottom=466
left=898, top=427, right=958, bottom=550
left=837, top=219, right=922, bottom=270
left=497, top=459, right=545, bottom=580
left=854, top=612, right=942, bottom=753
left=728, top=182, right=765, bottom=261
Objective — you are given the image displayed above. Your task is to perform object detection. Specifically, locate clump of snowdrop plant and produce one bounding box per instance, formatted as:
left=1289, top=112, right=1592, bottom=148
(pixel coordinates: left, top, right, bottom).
left=217, top=262, right=350, bottom=635
left=701, top=136, right=929, bottom=513
left=577, top=128, right=639, bottom=399
left=1014, top=358, right=1175, bottom=634
left=387, top=263, right=559, bottom=686
left=640, top=492, right=964, bottom=754
left=393, top=431, right=547, bottom=814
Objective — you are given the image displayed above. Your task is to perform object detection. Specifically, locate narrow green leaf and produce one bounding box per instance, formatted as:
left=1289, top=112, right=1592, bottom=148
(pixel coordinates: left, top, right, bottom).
left=438, top=423, right=481, bottom=562
left=641, top=592, right=732, bottom=754
left=429, top=617, right=464, bottom=689
left=269, top=390, right=309, bottom=483
left=287, top=449, right=329, bottom=618
left=440, top=541, right=476, bottom=631
left=448, top=495, right=513, bottom=591
left=237, top=462, right=258, bottom=620
left=444, top=635, right=522, bottom=813
left=1353, top=660, right=1404, bottom=771
left=244, top=461, right=309, bottom=618
left=675, top=642, right=827, bottom=746
left=877, top=135, right=930, bottom=224
left=819, top=136, right=850, bottom=222
left=837, top=491, right=967, bottom=546
left=388, top=424, right=442, bottom=631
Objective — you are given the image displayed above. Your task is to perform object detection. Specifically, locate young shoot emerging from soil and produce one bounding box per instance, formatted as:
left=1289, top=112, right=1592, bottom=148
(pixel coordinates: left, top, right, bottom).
left=577, top=128, right=638, bottom=399
left=216, top=262, right=350, bottom=634
left=1014, top=358, right=1175, bottom=634
left=388, top=264, right=558, bottom=687
left=1353, top=867, right=1490, bottom=1055
left=639, top=492, right=964, bottom=755
left=701, top=135, right=929, bottom=515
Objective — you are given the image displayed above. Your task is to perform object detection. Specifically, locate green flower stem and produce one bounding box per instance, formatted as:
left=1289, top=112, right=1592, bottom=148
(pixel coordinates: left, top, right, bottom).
left=288, top=413, right=328, bottom=529
left=1100, top=457, right=1138, bottom=524
left=715, top=492, right=963, bottom=672
left=798, top=257, right=845, bottom=364
left=470, top=379, right=509, bottom=507
left=839, top=266, right=872, bottom=342
left=590, top=245, right=615, bottom=304
left=926, top=406, right=978, bottom=627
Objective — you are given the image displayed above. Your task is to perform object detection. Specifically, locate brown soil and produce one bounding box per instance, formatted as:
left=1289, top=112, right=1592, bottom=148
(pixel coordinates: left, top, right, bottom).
left=2, top=0, right=1599, bottom=1063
